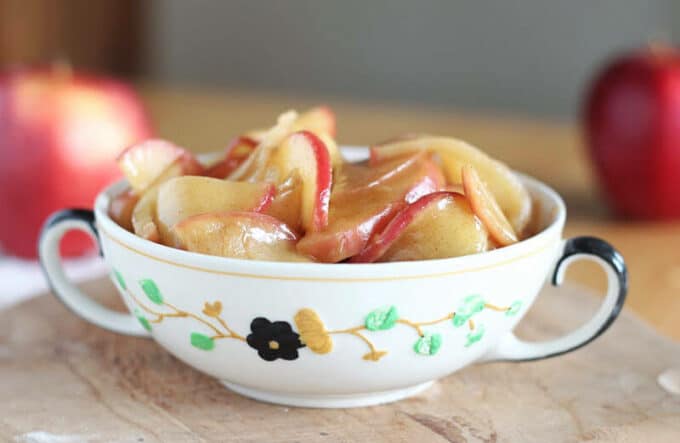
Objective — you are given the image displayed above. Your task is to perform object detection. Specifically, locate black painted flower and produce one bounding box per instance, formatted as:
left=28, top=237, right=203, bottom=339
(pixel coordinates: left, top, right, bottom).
left=246, top=317, right=305, bottom=361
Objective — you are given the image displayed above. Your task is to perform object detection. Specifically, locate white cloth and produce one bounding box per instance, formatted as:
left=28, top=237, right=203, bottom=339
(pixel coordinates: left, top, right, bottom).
left=0, top=254, right=108, bottom=310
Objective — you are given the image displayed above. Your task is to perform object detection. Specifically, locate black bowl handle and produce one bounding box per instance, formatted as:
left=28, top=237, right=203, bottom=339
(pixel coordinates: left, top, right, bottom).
left=38, top=209, right=151, bottom=336
left=482, top=236, right=627, bottom=362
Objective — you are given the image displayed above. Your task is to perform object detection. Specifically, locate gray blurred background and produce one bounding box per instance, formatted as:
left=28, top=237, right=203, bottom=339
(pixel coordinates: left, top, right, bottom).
left=2, top=0, right=677, bottom=120
left=145, top=0, right=678, bottom=119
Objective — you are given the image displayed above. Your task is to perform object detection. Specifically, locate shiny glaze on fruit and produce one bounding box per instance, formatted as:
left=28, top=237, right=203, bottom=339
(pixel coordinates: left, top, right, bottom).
left=109, top=107, right=533, bottom=263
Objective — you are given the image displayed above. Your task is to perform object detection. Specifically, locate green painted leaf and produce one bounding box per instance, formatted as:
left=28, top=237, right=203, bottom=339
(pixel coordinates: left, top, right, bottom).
left=452, top=313, right=468, bottom=328
left=465, top=324, right=486, bottom=347
left=113, top=270, right=126, bottom=290
left=506, top=300, right=523, bottom=316
left=134, top=309, right=152, bottom=332
left=139, top=279, right=163, bottom=305
left=458, top=294, right=485, bottom=317
left=365, top=306, right=399, bottom=331
left=413, top=332, right=442, bottom=356
left=190, top=332, right=215, bottom=351
left=453, top=295, right=485, bottom=327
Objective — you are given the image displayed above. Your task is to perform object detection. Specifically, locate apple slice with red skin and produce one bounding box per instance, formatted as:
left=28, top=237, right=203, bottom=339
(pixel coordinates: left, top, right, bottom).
left=293, top=106, right=336, bottom=138
left=317, top=131, right=342, bottom=168
left=117, top=139, right=203, bottom=193
left=174, top=211, right=308, bottom=262
left=228, top=110, right=298, bottom=181
left=292, top=108, right=341, bottom=165
left=204, top=136, right=258, bottom=178
left=229, top=109, right=342, bottom=181
left=296, top=153, right=445, bottom=263
left=351, top=191, right=488, bottom=263
left=108, top=190, right=139, bottom=232
left=369, top=136, right=531, bottom=233
left=275, top=130, right=333, bottom=233
left=156, top=176, right=275, bottom=247
left=462, top=164, right=518, bottom=246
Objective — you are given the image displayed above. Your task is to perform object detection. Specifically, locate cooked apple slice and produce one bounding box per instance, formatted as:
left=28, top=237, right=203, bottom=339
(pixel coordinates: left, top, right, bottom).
left=296, top=153, right=444, bottom=263
left=462, top=164, right=518, bottom=246
left=294, top=107, right=340, bottom=166
left=275, top=131, right=333, bottom=233
left=245, top=128, right=267, bottom=142
left=351, top=192, right=489, bottom=263
left=317, top=131, right=343, bottom=168
left=117, top=139, right=203, bottom=193
left=372, top=133, right=427, bottom=149
left=128, top=147, right=205, bottom=240
left=369, top=136, right=531, bottom=233
left=444, top=183, right=464, bottom=194
left=174, top=211, right=308, bottom=262
left=334, top=152, right=445, bottom=198
left=265, top=171, right=303, bottom=233
left=131, top=187, right=161, bottom=242
left=293, top=106, right=336, bottom=137
left=108, top=190, right=139, bottom=231
left=156, top=176, right=275, bottom=247
left=228, top=110, right=298, bottom=181
left=204, top=136, right=258, bottom=178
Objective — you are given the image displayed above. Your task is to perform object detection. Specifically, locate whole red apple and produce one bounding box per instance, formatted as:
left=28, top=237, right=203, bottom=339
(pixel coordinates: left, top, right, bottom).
left=585, top=46, right=680, bottom=219
left=0, top=65, right=154, bottom=258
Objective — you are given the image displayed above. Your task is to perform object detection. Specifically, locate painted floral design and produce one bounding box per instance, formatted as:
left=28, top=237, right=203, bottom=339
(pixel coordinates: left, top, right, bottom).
left=112, top=270, right=524, bottom=363
left=246, top=318, right=305, bottom=361
left=294, top=309, right=332, bottom=354
left=414, top=332, right=443, bottom=356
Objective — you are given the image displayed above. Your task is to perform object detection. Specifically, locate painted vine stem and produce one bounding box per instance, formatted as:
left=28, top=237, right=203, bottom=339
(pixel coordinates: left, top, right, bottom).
left=113, top=270, right=523, bottom=362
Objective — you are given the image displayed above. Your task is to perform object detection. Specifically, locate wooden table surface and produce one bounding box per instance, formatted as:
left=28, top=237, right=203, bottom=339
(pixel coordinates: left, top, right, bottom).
left=141, top=85, right=680, bottom=340
left=3, top=281, right=680, bottom=442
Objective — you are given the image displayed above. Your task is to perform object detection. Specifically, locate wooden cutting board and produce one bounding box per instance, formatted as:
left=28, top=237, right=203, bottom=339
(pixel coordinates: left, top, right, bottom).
left=1, top=280, right=679, bottom=443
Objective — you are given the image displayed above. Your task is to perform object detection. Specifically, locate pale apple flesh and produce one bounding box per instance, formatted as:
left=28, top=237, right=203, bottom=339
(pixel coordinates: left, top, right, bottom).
left=351, top=191, right=488, bottom=263
left=275, top=131, right=333, bottom=233
left=228, top=108, right=341, bottom=182
left=265, top=171, right=303, bottom=233
left=462, top=164, right=518, bottom=246
left=294, top=107, right=341, bottom=166
left=296, top=153, right=444, bottom=262
left=117, top=139, right=190, bottom=193
left=156, top=176, right=275, bottom=247
left=126, top=148, right=206, bottom=242
left=332, top=152, right=445, bottom=198
left=317, top=131, right=343, bottom=168
left=174, top=211, right=308, bottom=261
left=293, top=106, right=336, bottom=138
left=228, top=110, right=298, bottom=181
left=131, top=186, right=161, bottom=242
left=369, top=136, right=531, bottom=234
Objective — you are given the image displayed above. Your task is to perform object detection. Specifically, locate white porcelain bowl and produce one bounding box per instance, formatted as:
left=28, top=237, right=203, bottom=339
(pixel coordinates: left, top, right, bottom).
left=39, top=147, right=627, bottom=408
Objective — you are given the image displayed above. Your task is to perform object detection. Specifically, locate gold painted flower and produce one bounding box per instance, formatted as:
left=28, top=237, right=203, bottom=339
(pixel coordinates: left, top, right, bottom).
left=294, top=308, right=333, bottom=354
left=202, top=301, right=222, bottom=317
